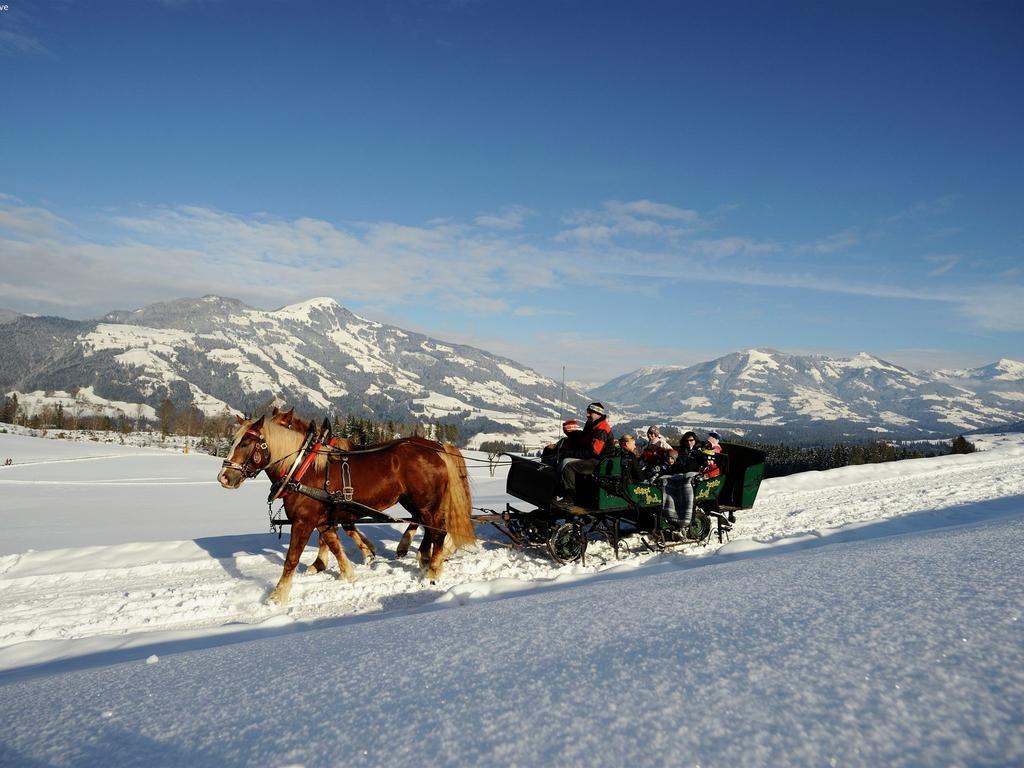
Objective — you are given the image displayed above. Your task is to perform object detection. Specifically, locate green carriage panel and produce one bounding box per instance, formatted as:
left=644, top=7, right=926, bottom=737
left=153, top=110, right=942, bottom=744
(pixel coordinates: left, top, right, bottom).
left=589, top=456, right=662, bottom=510
left=738, top=461, right=765, bottom=509
left=717, top=442, right=767, bottom=510
left=694, top=474, right=725, bottom=502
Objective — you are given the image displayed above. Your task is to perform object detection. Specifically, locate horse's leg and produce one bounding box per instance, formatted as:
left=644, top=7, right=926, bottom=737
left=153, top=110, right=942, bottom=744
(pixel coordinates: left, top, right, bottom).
left=396, top=498, right=420, bottom=559
left=342, top=523, right=376, bottom=563
left=269, top=519, right=315, bottom=605
left=321, top=526, right=356, bottom=583
left=417, top=528, right=432, bottom=571
left=425, top=526, right=449, bottom=583
left=396, top=523, right=418, bottom=559
left=307, top=533, right=330, bottom=574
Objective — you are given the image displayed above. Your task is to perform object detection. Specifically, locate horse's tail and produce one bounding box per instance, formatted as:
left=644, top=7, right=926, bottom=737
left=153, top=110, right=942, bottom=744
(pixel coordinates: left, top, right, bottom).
left=439, top=443, right=475, bottom=550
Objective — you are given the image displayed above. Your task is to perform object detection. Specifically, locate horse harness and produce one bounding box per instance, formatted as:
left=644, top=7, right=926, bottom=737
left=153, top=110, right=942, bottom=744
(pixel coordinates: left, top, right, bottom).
left=220, top=424, right=270, bottom=479
left=265, top=424, right=406, bottom=531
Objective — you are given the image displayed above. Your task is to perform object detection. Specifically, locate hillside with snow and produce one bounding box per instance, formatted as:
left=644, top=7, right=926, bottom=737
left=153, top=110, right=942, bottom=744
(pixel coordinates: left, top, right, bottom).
left=595, top=348, right=1024, bottom=439
left=0, top=296, right=588, bottom=448
left=3, top=299, right=1023, bottom=448
left=0, top=430, right=1021, bottom=765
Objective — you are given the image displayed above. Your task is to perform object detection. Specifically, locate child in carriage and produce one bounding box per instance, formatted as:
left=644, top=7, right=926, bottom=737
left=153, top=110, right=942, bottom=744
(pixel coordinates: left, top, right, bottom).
left=639, top=425, right=675, bottom=479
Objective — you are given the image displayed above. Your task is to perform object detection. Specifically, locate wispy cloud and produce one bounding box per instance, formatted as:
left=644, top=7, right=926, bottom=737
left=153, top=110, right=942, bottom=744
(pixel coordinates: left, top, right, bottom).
left=805, top=228, right=860, bottom=255
left=1, top=195, right=1021, bottom=339
left=555, top=199, right=700, bottom=243
left=925, top=254, right=960, bottom=276
left=884, top=194, right=961, bottom=224
left=0, top=29, right=50, bottom=57
left=0, top=201, right=70, bottom=238
left=474, top=205, right=532, bottom=230
left=957, top=286, right=1024, bottom=332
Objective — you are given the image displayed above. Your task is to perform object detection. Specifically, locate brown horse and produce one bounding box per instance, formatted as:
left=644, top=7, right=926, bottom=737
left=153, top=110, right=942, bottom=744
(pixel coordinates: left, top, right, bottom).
left=269, top=409, right=424, bottom=570
left=269, top=408, right=377, bottom=570
left=217, top=415, right=475, bottom=604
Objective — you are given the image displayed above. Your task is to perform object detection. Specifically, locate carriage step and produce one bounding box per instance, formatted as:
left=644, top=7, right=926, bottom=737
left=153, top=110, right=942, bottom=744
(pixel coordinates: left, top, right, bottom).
left=550, top=500, right=590, bottom=516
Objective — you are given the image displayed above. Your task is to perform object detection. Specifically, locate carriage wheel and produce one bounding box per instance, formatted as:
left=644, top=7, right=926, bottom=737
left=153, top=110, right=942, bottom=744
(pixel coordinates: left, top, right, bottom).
left=687, top=509, right=712, bottom=543
left=547, top=522, right=586, bottom=564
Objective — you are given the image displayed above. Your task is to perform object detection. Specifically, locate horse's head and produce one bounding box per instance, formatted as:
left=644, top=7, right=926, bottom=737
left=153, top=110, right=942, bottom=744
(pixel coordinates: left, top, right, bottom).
left=270, top=406, right=295, bottom=428
left=217, top=415, right=270, bottom=489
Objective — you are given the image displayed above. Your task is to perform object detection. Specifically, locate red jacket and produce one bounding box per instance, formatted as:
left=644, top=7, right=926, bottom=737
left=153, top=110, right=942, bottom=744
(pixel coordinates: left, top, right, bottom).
left=581, top=417, right=613, bottom=459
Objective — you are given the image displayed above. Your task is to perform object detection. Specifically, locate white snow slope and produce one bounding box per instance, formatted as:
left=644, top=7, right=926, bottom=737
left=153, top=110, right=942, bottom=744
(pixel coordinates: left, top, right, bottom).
left=0, top=430, right=1022, bottom=767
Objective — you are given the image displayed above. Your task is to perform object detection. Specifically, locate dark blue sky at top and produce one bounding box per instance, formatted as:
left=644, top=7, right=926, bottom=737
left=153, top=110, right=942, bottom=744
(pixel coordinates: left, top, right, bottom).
left=1, top=0, right=1022, bottom=379
left=5, top=1, right=1019, bottom=225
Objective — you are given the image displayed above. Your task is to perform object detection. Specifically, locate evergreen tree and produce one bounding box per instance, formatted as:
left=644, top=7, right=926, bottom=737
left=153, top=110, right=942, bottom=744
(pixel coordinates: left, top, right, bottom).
left=950, top=435, right=977, bottom=454
left=157, top=399, right=177, bottom=436
left=1, top=393, right=17, bottom=424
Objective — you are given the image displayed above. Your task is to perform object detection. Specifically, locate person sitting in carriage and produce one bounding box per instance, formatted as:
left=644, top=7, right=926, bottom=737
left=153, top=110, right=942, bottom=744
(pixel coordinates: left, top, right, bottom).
left=701, top=430, right=724, bottom=479
left=641, top=447, right=678, bottom=480
left=657, top=431, right=718, bottom=538
left=541, top=419, right=585, bottom=466
left=617, top=433, right=647, bottom=484
left=640, top=425, right=675, bottom=475
left=558, top=402, right=614, bottom=501
left=644, top=425, right=673, bottom=453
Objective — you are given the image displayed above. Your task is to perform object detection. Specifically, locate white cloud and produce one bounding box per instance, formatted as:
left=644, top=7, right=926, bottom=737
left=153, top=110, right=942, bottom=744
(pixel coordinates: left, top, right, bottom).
left=925, top=254, right=960, bottom=276
left=603, top=199, right=699, bottom=223
left=957, top=286, right=1024, bottom=332
left=0, top=30, right=50, bottom=57
left=1, top=195, right=1021, bottom=346
left=807, top=228, right=860, bottom=254
left=474, top=205, right=532, bottom=230
left=555, top=199, right=700, bottom=243
left=0, top=203, right=70, bottom=238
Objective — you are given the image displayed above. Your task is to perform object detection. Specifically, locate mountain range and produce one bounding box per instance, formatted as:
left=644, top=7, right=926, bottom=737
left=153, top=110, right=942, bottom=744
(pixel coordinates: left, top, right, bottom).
left=1, top=296, right=1022, bottom=445
left=0, top=297, right=588, bottom=445
left=594, top=349, right=1024, bottom=441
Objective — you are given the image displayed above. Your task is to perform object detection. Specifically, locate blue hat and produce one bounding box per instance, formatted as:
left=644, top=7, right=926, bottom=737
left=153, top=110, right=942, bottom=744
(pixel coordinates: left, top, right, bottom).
left=707, top=430, right=721, bottom=441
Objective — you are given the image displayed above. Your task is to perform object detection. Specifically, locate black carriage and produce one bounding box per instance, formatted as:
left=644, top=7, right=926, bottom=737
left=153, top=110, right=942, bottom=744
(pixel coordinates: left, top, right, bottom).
left=489, top=442, right=766, bottom=564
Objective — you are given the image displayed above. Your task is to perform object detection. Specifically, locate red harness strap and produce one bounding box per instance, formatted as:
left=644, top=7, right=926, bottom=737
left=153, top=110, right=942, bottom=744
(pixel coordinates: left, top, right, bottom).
left=292, top=436, right=344, bottom=486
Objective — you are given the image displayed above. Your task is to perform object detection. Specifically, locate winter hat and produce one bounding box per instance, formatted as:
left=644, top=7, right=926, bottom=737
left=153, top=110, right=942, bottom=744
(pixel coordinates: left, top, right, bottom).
left=707, top=430, right=722, bottom=441
left=562, top=419, right=582, bottom=433
left=586, top=402, right=607, bottom=416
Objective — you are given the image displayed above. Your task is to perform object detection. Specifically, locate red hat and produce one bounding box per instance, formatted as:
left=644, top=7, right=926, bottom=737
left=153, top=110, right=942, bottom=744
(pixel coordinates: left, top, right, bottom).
left=562, top=419, right=582, bottom=433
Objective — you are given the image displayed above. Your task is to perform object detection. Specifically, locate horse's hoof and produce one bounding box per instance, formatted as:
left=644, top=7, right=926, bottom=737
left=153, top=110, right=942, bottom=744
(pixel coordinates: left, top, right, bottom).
left=266, top=589, right=290, bottom=606
left=395, top=548, right=408, bottom=559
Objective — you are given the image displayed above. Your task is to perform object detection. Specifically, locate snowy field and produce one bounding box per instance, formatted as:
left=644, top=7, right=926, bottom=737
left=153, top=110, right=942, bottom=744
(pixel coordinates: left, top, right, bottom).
left=0, top=430, right=1022, bottom=766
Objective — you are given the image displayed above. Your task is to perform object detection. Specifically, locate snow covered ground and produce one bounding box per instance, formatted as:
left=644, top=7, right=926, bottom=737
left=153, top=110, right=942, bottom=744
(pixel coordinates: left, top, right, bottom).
left=0, top=430, right=1022, bottom=766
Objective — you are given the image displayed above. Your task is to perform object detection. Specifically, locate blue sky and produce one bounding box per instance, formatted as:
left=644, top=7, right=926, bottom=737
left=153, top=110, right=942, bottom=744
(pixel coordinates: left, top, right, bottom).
left=1, top=0, right=1022, bottom=384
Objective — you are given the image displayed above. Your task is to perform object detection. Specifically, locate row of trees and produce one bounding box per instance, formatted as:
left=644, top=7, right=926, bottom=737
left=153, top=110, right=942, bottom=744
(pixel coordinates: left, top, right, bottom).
left=0, top=393, right=983, bottom=472
left=1, top=393, right=461, bottom=455
left=327, top=414, right=460, bottom=446
left=734, top=436, right=976, bottom=478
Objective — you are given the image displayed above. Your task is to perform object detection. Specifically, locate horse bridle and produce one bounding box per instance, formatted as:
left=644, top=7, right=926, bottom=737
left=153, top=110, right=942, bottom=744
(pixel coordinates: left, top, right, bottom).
left=221, top=425, right=270, bottom=479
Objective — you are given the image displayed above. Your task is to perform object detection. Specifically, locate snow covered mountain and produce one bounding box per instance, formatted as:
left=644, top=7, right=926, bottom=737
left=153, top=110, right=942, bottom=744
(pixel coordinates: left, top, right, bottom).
left=3, top=300, right=1021, bottom=444
left=593, top=348, right=1024, bottom=439
left=0, top=296, right=588, bottom=445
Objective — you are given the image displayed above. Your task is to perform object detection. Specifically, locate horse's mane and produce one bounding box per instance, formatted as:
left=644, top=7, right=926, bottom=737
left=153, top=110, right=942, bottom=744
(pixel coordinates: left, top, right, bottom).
left=234, top=418, right=330, bottom=473
left=259, top=419, right=304, bottom=465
